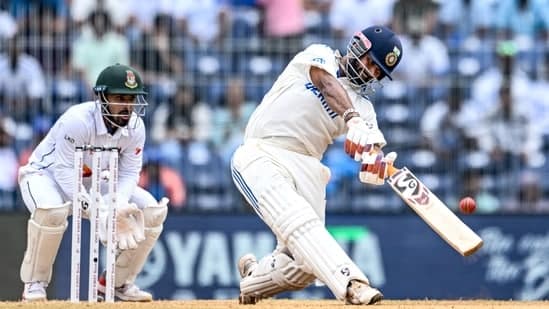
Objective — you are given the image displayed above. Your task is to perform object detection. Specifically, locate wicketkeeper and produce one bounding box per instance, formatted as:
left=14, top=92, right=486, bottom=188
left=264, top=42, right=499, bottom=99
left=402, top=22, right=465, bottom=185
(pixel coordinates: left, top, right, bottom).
left=18, top=64, right=168, bottom=302
left=231, top=25, right=403, bottom=305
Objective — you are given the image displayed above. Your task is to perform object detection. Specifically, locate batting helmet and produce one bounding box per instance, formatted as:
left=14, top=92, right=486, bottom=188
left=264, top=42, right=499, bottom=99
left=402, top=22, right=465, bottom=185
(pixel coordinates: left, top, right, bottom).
left=346, top=25, right=403, bottom=82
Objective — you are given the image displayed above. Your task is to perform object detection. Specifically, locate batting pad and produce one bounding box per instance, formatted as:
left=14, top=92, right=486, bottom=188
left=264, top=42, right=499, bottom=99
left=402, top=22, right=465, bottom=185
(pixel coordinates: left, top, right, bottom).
left=260, top=183, right=370, bottom=300
left=240, top=252, right=316, bottom=298
left=20, top=217, right=68, bottom=283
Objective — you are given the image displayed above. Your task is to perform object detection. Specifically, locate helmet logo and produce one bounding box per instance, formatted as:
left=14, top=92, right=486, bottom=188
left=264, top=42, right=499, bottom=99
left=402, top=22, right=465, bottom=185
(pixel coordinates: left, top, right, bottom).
left=125, top=70, right=138, bottom=89
left=385, top=46, right=401, bottom=67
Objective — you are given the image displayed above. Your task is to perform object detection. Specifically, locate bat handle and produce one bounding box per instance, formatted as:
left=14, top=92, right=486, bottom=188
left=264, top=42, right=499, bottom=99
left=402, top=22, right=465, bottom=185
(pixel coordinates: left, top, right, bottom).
left=387, top=163, right=399, bottom=177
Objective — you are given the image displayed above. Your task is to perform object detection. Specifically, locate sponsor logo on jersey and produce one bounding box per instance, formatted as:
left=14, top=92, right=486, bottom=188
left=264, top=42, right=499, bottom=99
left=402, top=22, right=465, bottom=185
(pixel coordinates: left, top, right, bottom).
left=312, top=57, right=325, bottom=64
left=305, top=82, right=337, bottom=119
left=64, top=135, right=75, bottom=144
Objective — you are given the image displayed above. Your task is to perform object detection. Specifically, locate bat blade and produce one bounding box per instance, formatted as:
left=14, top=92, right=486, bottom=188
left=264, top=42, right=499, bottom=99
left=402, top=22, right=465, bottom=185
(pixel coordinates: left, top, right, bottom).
left=387, top=166, right=483, bottom=256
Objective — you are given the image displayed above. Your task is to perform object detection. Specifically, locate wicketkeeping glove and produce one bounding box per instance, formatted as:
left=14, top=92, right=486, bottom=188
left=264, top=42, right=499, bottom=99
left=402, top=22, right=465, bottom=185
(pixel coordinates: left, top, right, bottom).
left=359, top=150, right=398, bottom=185
left=344, top=117, right=386, bottom=161
left=99, top=201, right=145, bottom=250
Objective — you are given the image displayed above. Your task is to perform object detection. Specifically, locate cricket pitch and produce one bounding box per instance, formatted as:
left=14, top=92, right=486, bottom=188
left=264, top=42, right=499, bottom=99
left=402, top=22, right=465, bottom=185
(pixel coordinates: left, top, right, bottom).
left=1, top=299, right=549, bottom=309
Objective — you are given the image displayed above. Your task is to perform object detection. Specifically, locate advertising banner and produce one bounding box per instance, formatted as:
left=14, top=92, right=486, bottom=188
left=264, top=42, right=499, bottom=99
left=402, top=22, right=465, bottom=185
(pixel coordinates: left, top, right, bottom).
left=53, top=214, right=549, bottom=300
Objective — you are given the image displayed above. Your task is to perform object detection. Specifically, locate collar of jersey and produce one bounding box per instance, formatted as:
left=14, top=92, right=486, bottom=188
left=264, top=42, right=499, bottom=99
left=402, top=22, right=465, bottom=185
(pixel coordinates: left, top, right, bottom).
left=94, top=103, right=129, bottom=137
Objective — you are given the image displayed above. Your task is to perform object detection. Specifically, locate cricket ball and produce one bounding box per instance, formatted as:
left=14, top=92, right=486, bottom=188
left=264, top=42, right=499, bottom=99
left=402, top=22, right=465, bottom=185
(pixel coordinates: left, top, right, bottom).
left=459, top=196, right=476, bottom=214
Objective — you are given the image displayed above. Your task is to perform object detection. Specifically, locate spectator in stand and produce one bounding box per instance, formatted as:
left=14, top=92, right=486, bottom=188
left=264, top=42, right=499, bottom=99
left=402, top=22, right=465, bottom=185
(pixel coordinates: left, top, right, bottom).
left=139, top=151, right=187, bottom=211
left=392, top=0, right=439, bottom=35
left=0, top=2, right=17, bottom=39
left=330, top=0, right=396, bottom=49
left=70, top=0, right=132, bottom=30
left=437, top=0, right=498, bottom=47
left=17, top=116, right=51, bottom=167
left=471, top=40, right=533, bottom=116
left=50, top=58, right=91, bottom=118
left=15, top=3, right=69, bottom=75
left=420, top=84, right=479, bottom=165
left=528, top=51, right=549, bottom=137
left=493, top=1, right=548, bottom=83
left=0, top=116, right=18, bottom=210
left=177, top=1, right=230, bottom=48
left=391, top=0, right=449, bottom=100
left=502, top=170, right=549, bottom=213
left=71, top=9, right=130, bottom=87
left=257, top=0, right=306, bottom=64
left=302, top=0, right=332, bottom=37
left=131, top=13, right=183, bottom=105
left=211, top=77, right=256, bottom=165
left=0, top=34, right=48, bottom=143
left=321, top=137, right=356, bottom=204
left=459, top=168, right=501, bottom=213
left=494, top=0, right=549, bottom=40
left=150, top=83, right=197, bottom=169
left=473, top=81, right=542, bottom=169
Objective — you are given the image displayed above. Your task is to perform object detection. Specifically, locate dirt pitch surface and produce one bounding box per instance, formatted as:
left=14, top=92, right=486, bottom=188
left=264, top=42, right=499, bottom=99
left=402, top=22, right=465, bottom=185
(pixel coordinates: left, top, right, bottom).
left=2, top=300, right=549, bottom=309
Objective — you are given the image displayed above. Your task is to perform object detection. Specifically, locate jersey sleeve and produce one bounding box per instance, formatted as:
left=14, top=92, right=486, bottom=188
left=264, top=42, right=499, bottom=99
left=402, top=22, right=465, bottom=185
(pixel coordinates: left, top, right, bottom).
left=51, top=113, right=90, bottom=200
left=117, top=119, right=146, bottom=202
left=291, top=44, right=339, bottom=79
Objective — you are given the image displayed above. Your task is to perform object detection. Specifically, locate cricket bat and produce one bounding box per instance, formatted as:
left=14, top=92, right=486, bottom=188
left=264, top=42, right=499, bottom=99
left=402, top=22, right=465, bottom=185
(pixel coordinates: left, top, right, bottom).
left=386, top=165, right=483, bottom=256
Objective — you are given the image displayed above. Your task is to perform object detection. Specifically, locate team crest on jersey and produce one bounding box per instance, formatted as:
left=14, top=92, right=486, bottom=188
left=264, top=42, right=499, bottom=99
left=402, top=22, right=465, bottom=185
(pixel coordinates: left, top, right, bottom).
left=385, top=46, right=401, bottom=67
left=135, top=147, right=142, bottom=155
left=125, top=70, right=138, bottom=89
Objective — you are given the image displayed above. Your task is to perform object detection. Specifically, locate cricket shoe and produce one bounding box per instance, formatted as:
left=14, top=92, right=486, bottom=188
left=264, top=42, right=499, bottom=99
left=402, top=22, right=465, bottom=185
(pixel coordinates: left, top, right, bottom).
left=345, top=280, right=383, bottom=305
left=98, top=271, right=153, bottom=302
left=22, top=281, right=47, bottom=302
left=238, top=253, right=259, bottom=305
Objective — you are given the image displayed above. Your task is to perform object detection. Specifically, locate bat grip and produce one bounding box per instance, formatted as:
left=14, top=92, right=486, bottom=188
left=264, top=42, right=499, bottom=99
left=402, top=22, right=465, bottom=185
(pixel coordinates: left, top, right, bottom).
left=387, top=164, right=398, bottom=177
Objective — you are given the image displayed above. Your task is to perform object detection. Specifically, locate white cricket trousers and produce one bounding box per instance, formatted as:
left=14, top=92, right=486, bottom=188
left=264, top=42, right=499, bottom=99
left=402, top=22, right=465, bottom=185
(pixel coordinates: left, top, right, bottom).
left=19, top=171, right=157, bottom=213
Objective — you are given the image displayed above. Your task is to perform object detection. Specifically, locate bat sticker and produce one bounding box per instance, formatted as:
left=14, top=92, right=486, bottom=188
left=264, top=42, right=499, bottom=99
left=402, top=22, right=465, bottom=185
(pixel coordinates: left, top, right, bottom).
left=388, top=168, right=431, bottom=206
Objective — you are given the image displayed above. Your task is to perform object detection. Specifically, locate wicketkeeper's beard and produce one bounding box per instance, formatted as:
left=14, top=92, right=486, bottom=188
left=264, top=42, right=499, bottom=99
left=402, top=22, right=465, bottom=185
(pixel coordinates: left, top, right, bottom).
left=104, top=109, right=131, bottom=128
left=114, top=110, right=131, bottom=127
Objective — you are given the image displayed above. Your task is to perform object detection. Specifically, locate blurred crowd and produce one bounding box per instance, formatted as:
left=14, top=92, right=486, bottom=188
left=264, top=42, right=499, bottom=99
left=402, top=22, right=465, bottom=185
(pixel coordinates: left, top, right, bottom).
left=0, top=0, right=548, bottom=214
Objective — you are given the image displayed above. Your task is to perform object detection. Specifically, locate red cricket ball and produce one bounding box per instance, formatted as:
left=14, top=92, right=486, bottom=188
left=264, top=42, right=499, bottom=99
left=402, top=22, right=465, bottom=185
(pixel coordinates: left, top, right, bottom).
left=459, top=196, right=476, bottom=214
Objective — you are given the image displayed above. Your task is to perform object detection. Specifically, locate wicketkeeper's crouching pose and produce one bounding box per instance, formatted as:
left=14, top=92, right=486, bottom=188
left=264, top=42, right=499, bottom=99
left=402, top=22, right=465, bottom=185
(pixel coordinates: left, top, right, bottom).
left=18, top=64, right=168, bottom=302
left=232, top=26, right=403, bottom=305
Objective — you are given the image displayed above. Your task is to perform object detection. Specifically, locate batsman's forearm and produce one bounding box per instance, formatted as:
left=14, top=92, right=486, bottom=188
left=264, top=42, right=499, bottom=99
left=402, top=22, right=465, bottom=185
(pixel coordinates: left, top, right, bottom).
left=318, top=77, right=355, bottom=116
left=310, top=67, right=355, bottom=117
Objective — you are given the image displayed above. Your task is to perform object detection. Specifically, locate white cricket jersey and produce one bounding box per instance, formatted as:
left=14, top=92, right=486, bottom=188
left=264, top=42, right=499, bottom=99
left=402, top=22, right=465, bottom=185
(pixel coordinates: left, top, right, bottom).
left=19, top=101, right=146, bottom=202
left=244, top=44, right=384, bottom=159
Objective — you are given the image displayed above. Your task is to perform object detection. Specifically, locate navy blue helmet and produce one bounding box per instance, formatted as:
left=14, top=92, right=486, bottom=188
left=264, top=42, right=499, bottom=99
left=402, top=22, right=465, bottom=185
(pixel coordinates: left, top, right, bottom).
left=344, top=25, right=403, bottom=90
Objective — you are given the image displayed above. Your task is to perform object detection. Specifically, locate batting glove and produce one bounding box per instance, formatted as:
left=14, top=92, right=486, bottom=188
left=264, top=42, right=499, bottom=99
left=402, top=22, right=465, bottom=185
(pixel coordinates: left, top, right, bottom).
left=359, top=150, right=398, bottom=185
left=344, top=117, right=385, bottom=161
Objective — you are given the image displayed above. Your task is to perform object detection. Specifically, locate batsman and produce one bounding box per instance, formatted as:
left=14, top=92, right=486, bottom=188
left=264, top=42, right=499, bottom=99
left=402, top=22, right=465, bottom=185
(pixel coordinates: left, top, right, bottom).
left=18, top=64, right=168, bottom=302
left=231, top=25, right=403, bottom=305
